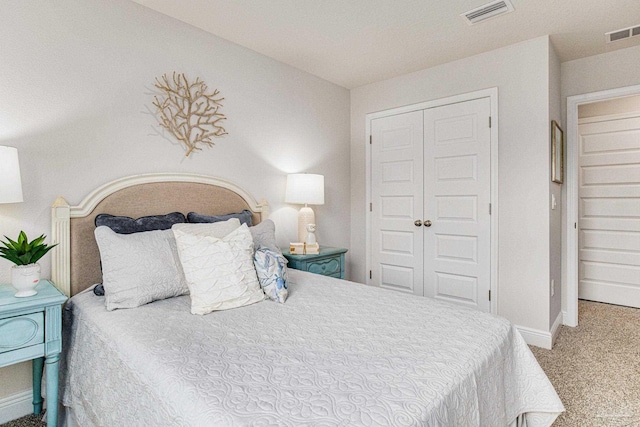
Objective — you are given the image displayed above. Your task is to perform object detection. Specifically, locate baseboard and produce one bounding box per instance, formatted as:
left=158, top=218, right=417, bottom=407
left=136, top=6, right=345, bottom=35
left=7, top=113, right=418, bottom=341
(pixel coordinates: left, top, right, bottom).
left=515, top=325, right=553, bottom=349
left=550, top=311, right=563, bottom=347
left=0, top=389, right=32, bottom=424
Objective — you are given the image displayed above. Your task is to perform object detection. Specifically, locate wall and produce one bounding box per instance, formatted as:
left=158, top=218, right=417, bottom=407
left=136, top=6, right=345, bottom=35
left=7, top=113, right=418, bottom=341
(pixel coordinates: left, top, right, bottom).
left=350, top=36, right=553, bottom=334
left=560, top=44, right=640, bottom=317
left=579, top=95, right=640, bottom=118
left=0, top=0, right=350, bottom=406
left=548, top=42, right=562, bottom=329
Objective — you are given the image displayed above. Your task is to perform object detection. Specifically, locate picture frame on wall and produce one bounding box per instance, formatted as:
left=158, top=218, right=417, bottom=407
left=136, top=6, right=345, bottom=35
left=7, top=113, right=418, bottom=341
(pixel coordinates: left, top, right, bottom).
left=551, top=120, right=564, bottom=184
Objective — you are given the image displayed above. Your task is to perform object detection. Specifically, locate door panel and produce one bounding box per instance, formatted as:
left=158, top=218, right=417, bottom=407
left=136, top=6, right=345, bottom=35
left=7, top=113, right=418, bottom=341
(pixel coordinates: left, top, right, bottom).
left=578, top=115, right=640, bottom=308
left=423, top=98, right=492, bottom=312
left=371, top=111, right=424, bottom=296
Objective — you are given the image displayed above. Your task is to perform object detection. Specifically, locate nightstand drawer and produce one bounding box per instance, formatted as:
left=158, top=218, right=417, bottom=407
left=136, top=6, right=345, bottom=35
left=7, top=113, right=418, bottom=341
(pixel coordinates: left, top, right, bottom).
left=282, top=246, right=348, bottom=279
left=0, top=312, right=45, bottom=354
left=307, top=257, right=341, bottom=276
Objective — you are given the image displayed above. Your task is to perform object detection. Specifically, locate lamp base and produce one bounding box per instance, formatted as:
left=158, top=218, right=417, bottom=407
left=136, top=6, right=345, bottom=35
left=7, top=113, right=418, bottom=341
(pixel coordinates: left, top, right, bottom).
left=298, top=206, right=315, bottom=243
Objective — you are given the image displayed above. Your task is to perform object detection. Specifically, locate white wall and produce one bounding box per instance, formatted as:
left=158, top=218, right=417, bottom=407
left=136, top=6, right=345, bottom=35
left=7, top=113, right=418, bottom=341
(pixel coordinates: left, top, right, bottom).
left=579, top=95, right=640, bottom=118
left=351, top=36, right=554, bottom=333
left=0, top=0, right=350, bottom=404
left=548, top=43, right=562, bottom=328
left=560, top=44, right=640, bottom=317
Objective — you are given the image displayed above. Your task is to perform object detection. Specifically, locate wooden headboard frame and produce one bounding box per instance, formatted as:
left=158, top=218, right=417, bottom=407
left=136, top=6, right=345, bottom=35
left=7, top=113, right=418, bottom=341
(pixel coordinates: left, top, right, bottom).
left=50, top=173, right=269, bottom=297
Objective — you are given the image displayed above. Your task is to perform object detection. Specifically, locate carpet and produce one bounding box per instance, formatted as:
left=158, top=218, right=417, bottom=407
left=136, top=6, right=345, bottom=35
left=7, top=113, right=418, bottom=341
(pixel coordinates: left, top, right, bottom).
left=0, top=414, right=43, bottom=427
left=531, top=300, right=640, bottom=426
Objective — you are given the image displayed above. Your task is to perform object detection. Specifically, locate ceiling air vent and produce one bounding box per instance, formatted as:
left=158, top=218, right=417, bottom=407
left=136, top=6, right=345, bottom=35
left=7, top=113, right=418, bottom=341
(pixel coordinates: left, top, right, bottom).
left=461, top=0, right=514, bottom=25
left=606, top=24, right=640, bottom=43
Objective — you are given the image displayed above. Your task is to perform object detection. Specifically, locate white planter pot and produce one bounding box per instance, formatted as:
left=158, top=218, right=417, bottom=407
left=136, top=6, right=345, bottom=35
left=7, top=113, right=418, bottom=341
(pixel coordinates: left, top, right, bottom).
left=12, top=263, right=41, bottom=297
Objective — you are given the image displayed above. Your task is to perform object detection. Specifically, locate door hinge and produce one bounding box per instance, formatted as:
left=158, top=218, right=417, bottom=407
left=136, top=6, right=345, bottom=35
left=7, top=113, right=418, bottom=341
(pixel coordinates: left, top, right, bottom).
left=370, top=202, right=372, bottom=212
left=369, top=135, right=372, bottom=144
left=369, top=270, right=372, bottom=279
left=574, top=222, right=577, bottom=229
left=489, top=116, right=492, bottom=128
left=489, top=203, right=492, bottom=215
left=489, top=290, right=491, bottom=301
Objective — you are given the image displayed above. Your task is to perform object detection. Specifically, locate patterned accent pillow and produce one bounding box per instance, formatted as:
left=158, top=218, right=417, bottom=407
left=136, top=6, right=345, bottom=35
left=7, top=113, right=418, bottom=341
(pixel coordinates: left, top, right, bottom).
left=187, top=210, right=253, bottom=227
left=94, top=226, right=189, bottom=311
left=95, top=212, right=186, bottom=234
left=254, top=248, right=288, bottom=303
left=172, top=223, right=264, bottom=315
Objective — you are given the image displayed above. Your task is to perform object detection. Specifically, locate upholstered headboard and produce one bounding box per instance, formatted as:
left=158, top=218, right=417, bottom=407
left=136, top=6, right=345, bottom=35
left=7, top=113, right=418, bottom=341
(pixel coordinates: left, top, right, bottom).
left=51, top=173, right=269, bottom=297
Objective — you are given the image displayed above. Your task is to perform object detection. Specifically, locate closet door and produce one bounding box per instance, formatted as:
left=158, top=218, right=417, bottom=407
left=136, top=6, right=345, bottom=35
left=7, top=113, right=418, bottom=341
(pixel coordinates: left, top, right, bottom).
left=371, top=111, right=425, bottom=295
left=423, top=98, right=492, bottom=312
left=578, top=115, right=640, bottom=308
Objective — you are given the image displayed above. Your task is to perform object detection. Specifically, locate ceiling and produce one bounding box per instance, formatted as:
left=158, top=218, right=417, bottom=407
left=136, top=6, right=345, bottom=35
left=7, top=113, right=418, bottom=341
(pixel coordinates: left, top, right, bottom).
left=132, top=0, right=640, bottom=89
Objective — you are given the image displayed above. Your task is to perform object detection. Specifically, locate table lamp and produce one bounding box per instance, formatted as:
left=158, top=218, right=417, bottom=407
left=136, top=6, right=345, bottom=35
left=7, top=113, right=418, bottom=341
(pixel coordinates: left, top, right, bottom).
left=0, top=146, right=24, bottom=204
left=285, top=174, right=324, bottom=243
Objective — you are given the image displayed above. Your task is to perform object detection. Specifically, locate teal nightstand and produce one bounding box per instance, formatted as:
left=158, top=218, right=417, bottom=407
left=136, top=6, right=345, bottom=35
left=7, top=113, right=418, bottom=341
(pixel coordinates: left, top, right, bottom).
left=0, top=280, right=67, bottom=426
left=282, top=246, right=348, bottom=279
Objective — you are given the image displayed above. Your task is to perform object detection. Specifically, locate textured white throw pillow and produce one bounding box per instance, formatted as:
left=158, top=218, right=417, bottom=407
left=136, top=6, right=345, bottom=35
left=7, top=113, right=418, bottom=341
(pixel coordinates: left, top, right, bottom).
left=94, top=226, right=189, bottom=311
left=172, top=217, right=241, bottom=239
left=172, top=223, right=264, bottom=315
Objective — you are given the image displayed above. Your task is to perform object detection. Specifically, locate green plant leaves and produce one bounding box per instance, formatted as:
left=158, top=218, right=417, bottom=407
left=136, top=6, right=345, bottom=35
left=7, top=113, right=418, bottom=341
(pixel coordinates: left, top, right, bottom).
left=0, top=232, right=57, bottom=266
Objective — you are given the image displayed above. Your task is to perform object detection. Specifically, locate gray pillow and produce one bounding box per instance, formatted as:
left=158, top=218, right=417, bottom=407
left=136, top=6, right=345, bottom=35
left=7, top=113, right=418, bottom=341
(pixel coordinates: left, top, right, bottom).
left=94, top=226, right=188, bottom=311
left=249, top=219, right=281, bottom=254
left=95, top=212, right=186, bottom=234
left=187, top=210, right=253, bottom=227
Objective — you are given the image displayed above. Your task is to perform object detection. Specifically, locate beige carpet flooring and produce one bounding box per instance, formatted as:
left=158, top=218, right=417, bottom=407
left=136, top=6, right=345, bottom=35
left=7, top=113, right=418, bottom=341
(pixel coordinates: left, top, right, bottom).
left=2, top=300, right=638, bottom=427
left=531, top=300, right=640, bottom=426
left=0, top=414, right=43, bottom=427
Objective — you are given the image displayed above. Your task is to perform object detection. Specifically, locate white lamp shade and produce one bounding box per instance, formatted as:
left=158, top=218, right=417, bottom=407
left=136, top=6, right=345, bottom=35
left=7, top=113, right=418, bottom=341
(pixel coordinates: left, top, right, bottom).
left=285, top=174, right=324, bottom=205
left=0, top=146, right=24, bottom=203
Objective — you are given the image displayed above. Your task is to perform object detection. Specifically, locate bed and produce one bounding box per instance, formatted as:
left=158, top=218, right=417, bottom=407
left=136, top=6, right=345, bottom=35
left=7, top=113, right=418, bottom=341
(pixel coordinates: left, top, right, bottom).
left=52, top=173, right=564, bottom=426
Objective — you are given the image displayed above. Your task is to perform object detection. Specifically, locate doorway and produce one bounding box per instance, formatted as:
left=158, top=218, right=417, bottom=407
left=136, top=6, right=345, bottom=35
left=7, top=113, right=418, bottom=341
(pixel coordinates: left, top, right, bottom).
left=565, top=84, right=640, bottom=326
left=577, top=97, right=640, bottom=308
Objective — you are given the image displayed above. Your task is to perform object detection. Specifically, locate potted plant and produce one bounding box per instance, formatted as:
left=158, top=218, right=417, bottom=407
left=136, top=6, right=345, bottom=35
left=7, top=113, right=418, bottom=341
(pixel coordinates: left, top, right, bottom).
left=0, top=231, right=57, bottom=297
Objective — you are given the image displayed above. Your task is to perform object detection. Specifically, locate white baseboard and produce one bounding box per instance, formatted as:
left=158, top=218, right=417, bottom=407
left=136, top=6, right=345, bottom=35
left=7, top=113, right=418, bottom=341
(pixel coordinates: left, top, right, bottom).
left=561, top=310, right=577, bottom=327
left=550, top=311, right=563, bottom=347
left=516, top=325, right=553, bottom=349
left=0, top=389, right=33, bottom=424
left=515, top=311, right=564, bottom=350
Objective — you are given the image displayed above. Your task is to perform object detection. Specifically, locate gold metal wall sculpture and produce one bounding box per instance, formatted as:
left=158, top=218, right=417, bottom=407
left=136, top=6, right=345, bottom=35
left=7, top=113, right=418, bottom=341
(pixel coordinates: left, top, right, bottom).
left=152, top=72, right=228, bottom=157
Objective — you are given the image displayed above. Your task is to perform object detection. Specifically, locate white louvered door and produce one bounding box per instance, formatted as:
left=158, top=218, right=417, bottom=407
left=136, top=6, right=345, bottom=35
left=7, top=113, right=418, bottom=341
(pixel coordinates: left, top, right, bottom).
left=578, top=114, right=640, bottom=308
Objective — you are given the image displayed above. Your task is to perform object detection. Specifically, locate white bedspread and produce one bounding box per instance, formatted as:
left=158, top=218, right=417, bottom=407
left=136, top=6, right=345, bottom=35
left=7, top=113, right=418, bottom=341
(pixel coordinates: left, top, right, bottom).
left=61, top=270, right=563, bottom=426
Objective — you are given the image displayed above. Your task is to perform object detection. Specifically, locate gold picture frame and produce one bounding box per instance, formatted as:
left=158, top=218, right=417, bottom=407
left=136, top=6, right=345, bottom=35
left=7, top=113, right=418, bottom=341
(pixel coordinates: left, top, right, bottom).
left=551, top=120, right=564, bottom=184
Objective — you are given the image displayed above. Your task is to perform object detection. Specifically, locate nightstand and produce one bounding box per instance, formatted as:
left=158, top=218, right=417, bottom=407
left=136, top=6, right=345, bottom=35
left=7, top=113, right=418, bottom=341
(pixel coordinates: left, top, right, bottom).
left=282, top=246, right=348, bottom=279
left=0, top=280, right=67, bottom=427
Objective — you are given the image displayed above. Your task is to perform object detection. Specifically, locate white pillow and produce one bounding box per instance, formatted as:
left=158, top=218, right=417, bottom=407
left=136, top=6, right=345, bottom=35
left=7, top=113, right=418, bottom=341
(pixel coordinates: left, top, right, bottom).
left=172, top=217, right=241, bottom=239
left=172, top=223, right=264, bottom=315
left=94, top=226, right=189, bottom=311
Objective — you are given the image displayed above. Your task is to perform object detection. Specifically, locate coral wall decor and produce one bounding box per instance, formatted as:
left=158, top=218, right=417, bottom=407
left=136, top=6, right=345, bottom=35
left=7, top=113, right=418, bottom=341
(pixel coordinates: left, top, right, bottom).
left=152, top=72, right=228, bottom=157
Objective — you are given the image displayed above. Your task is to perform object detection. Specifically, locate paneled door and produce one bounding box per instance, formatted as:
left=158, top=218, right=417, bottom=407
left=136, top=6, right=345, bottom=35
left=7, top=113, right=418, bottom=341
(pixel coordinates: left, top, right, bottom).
left=423, top=98, right=492, bottom=312
left=578, top=114, right=640, bottom=308
left=370, top=97, right=492, bottom=312
left=371, top=111, right=424, bottom=295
